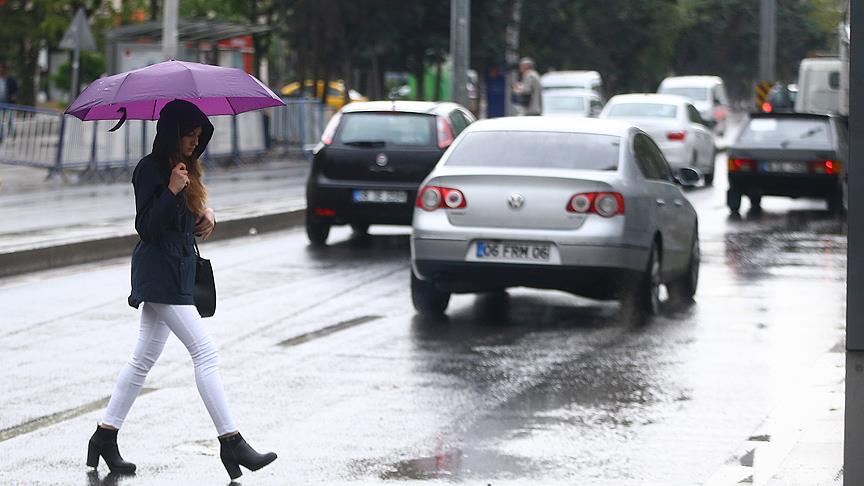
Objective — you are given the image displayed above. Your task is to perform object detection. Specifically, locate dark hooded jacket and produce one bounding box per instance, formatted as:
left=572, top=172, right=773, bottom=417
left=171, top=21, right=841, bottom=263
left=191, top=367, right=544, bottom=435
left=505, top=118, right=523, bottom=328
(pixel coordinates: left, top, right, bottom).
left=128, top=99, right=214, bottom=308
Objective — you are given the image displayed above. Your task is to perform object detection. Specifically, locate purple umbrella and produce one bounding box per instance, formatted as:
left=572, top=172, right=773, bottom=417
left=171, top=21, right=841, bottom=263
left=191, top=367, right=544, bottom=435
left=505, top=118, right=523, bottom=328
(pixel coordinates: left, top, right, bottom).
left=65, top=60, right=284, bottom=125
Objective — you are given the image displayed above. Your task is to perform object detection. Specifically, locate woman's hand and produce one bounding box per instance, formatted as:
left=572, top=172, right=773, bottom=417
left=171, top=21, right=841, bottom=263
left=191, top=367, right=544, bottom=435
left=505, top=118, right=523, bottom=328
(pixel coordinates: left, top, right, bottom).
left=168, top=163, right=189, bottom=195
left=195, top=208, right=216, bottom=240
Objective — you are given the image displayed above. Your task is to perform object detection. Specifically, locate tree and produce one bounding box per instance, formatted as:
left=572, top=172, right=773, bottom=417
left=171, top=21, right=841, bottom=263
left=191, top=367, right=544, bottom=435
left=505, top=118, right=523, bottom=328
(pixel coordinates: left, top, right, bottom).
left=0, top=0, right=117, bottom=106
left=50, top=51, right=106, bottom=95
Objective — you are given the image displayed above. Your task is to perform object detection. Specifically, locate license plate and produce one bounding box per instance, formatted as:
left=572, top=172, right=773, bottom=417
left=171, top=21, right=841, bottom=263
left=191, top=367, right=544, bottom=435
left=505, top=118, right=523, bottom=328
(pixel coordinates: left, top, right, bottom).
left=352, top=190, right=408, bottom=203
left=475, top=240, right=551, bottom=262
left=761, top=161, right=807, bottom=173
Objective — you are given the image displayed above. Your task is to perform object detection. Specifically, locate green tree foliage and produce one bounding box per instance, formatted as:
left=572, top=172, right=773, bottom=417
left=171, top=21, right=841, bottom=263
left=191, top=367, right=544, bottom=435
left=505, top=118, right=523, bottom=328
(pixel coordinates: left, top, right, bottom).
left=50, top=51, right=106, bottom=94
left=673, top=0, right=833, bottom=101
left=0, top=0, right=844, bottom=107
left=0, top=0, right=117, bottom=105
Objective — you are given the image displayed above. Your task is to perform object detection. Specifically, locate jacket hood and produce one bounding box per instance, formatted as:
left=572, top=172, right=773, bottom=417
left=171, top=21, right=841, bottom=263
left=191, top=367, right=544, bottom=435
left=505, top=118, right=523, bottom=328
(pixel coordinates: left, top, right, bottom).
left=152, top=99, right=214, bottom=159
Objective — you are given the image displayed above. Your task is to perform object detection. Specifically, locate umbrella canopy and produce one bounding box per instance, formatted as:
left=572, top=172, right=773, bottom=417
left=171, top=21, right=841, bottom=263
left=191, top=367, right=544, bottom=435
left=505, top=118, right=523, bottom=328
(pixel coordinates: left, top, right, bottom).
left=65, top=60, right=284, bottom=122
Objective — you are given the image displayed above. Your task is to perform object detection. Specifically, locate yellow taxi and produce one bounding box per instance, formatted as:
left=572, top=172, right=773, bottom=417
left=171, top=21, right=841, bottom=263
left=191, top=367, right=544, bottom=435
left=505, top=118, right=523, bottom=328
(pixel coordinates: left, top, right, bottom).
left=280, top=80, right=368, bottom=110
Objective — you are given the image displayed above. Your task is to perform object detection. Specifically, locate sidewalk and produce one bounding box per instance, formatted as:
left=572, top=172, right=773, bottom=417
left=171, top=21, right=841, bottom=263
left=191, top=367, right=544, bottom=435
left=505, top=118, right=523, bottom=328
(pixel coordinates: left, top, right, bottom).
left=0, top=156, right=310, bottom=277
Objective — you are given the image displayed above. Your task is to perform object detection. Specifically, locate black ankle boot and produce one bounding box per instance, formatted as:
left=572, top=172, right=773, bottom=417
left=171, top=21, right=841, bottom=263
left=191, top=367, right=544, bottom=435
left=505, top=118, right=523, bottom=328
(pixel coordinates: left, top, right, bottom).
left=86, top=426, right=136, bottom=474
left=218, top=432, right=277, bottom=479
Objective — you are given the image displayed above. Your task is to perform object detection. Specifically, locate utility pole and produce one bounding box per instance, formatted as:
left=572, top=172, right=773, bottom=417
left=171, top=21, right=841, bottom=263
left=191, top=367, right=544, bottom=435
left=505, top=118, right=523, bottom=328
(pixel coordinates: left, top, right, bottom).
left=758, top=0, right=776, bottom=82
left=844, top=2, right=862, bottom=484
left=504, top=0, right=523, bottom=116
left=162, top=0, right=178, bottom=60
left=450, top=0, right=470, bottom=108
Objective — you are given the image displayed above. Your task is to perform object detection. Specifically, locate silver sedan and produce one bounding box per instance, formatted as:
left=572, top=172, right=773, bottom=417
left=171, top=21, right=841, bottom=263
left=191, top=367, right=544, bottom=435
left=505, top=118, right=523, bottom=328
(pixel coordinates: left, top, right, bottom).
left=410, top=116, right=701, bottom=317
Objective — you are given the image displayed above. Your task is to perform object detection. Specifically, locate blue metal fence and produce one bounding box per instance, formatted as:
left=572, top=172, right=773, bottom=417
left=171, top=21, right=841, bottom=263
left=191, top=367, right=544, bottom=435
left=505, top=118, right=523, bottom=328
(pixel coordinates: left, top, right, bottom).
left=0, top=98, right=332, bottom=174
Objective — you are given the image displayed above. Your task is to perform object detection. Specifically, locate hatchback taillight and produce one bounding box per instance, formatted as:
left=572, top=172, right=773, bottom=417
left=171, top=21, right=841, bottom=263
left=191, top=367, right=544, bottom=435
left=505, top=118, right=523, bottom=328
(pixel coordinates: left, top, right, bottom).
left=417, top=186, right=467, bottom=211
left=811, top=159, right=841, bottom=174
left=320, top=112, right=343, bottom=145
left=566, top=192, right=624, bottom=217
left=728, top=158, right=755, bottom=172
left=436, top=116, right=454, bottom=149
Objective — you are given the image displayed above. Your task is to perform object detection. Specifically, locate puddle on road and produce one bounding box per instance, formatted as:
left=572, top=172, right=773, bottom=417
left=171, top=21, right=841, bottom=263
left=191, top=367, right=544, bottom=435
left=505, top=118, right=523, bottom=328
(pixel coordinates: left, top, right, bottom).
left=375, top=448, right=539, bottom=482
left=380, top=450, right=464, bottom=480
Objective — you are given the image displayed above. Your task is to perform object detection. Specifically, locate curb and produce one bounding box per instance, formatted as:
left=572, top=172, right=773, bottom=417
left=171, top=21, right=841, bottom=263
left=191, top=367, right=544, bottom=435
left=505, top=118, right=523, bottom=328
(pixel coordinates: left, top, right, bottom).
left=0, top=208, right=306, bottom=279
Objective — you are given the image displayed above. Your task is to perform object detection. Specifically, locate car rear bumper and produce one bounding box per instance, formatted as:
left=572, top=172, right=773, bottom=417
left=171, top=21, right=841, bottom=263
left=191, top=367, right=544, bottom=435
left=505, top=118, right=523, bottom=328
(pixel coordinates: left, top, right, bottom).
left=307, top=178, right=420, bottom=226
left=411, top=236, right=649, bottom=296
left=729, top=172, right=841, bottom=198
left=412, top=259, right=643, bottom=297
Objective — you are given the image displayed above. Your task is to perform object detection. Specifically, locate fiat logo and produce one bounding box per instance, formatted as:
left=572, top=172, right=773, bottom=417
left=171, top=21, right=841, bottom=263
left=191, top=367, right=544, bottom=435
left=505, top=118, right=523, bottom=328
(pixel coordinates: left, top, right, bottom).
left=375, top=153, right=388, bottom=167
left=508, top=193, right=525, bottom=210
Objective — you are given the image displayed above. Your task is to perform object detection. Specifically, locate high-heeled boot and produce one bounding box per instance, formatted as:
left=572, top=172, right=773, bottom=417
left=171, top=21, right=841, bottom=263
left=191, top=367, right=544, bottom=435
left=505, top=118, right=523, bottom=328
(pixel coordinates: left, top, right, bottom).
left=218, top=432, right=277, bottom=479
left=86, top=426, right=137, bottom=474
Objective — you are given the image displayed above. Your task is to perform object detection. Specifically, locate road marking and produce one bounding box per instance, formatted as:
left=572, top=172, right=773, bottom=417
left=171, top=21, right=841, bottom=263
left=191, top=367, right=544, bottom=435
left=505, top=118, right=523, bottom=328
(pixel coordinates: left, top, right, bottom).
left=0, top=388, right=157, bottom=443
left=278, top=315, right=383, bottom=347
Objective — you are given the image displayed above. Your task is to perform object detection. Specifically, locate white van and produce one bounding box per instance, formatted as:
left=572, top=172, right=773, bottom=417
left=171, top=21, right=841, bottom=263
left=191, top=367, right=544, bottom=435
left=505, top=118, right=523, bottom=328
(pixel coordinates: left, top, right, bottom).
left=795, top=58, right=843, bottom=115
left=657, top=75, right=729, bottom=135
left=540, top=70, right=604, bottom=100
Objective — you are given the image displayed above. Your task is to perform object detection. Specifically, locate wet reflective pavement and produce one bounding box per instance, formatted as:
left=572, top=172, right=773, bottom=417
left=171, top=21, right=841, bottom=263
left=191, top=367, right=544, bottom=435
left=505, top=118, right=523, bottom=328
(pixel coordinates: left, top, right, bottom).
left=0, top=152, right=846, bottom=485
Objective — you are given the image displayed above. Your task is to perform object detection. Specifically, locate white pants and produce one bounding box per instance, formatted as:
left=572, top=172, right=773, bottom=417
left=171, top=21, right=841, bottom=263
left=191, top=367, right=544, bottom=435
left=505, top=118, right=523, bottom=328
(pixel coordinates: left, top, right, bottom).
left=102, top=303, right=237, bottom=436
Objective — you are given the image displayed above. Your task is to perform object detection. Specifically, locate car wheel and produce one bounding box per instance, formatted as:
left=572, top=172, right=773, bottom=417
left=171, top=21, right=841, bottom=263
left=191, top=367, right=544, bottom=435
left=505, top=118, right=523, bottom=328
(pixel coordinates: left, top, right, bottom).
left=704, top=147, right=716, bottom=186
left=727, top=188, right=742, bottom=212
left=411, top=271, right=451, bottom=316
left=669, top=232, right=699, bottom=304
left=306, top=216, right=331, bottom=247
left=351, top=223, right=370, bottom=238
left=827, top=191, right=845, bottom=215
left=749, top=193, right=762, bottom=211
left=622, top=243, right=661, bottom=319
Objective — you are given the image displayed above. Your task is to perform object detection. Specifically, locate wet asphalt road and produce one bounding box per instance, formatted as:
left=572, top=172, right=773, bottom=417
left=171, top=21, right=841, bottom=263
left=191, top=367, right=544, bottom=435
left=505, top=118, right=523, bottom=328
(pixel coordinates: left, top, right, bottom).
left=0, top=144, right=847, bottom=485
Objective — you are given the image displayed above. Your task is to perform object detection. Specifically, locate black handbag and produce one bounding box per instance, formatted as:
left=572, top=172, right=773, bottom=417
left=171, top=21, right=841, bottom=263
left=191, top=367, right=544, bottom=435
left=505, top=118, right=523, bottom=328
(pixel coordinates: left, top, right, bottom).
left=193, top=240, right=216, bottom=318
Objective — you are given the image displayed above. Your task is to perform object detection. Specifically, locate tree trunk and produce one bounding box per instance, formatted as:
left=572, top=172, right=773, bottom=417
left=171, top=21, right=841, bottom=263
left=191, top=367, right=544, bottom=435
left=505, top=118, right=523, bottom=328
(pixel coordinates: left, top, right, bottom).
left=16, top=37, right=38, bottom=106
left=433, top=61, right=442, bottom=101
left=415, top=50, right=426, bottom=101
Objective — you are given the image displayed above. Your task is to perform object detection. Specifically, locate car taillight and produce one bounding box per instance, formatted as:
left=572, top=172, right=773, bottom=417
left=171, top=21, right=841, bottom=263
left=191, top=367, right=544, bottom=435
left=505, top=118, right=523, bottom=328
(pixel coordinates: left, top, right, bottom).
left=761, top=101, right=773, bottom=113
left=667, top=131, right=686, bottom=141
left=416, top=186, right=467, bottom=211
left=728, top=158, right=755, bottom=172
left=437, top=116, right=454, bottom=149
left=566, top=192, right=624, bottom=217
left=811, top=159, right=841, bottom=174
left=713, top=106, right=727, bottom=120
left=320, top=112, right=343, bottom=145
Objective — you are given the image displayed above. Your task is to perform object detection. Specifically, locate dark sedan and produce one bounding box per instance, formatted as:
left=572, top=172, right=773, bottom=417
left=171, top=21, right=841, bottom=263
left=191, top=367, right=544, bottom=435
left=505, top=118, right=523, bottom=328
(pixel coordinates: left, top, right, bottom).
left=305, top=101, right=476, bottom=245
left=727, top=113, right=848, bottom=213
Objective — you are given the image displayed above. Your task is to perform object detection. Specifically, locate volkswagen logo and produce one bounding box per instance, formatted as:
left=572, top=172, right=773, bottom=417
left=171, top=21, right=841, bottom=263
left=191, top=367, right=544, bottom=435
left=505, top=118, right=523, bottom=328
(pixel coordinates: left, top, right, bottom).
left=375, top=153, right=388, bottom=167
left=507, top=193, right=525, bottom=210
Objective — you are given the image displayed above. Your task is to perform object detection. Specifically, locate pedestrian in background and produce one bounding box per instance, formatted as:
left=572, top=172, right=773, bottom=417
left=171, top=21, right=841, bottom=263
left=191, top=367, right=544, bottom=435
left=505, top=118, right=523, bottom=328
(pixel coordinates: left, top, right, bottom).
left=86, top=99, right=277, bottom=480
left=512, top=57, right=542, bottom=116
left=0, top=60, right=18, bottom=104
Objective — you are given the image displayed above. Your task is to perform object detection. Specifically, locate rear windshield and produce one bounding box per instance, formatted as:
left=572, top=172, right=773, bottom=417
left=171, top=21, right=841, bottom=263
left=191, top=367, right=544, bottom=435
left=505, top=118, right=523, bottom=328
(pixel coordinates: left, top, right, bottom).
left=336, top=112, right=435, bottom=147
left=658, top=86, right=709, bottom=101
left=606, top=103, right=677, bottom=118
left=542, top=94, right=587, bottom=114
left=737, top=117, right=832, bottom=148
left=445, top=131, right=620, bottom=171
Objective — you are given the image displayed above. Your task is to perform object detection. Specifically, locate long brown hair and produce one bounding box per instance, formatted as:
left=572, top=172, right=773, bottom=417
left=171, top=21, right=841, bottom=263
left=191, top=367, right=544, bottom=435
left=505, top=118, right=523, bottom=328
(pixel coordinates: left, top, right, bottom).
left=169, top=153, right=207, bottom=216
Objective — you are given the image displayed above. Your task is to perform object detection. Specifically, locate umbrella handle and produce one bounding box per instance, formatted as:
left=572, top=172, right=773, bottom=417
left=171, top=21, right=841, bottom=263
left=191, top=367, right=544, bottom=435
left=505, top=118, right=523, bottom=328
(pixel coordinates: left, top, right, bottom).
left=108, top=107, right=128, bottom=132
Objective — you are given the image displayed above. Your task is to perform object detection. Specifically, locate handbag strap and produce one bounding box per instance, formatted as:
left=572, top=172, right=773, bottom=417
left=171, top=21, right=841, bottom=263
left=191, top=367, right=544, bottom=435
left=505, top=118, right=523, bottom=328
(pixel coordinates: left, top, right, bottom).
left=193, top=238, right=201, bottom=258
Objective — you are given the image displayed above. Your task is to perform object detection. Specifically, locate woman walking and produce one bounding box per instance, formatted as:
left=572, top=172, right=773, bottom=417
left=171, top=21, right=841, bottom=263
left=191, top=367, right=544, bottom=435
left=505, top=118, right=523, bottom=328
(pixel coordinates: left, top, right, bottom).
left=86, top=99, right=276, bottom=480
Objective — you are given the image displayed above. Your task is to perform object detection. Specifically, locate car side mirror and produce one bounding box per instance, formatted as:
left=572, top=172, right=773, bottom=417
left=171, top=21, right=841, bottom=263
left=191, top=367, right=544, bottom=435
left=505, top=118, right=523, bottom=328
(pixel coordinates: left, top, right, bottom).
left=675, top=167, right=701, bottom=187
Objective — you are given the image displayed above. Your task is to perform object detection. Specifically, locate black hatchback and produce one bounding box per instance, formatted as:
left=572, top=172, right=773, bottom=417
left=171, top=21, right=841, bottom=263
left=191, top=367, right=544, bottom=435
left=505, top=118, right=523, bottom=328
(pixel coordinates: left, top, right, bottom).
left=727, top=113, right=848, bottom=213
left=305, top=101, right=475, bottom=245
